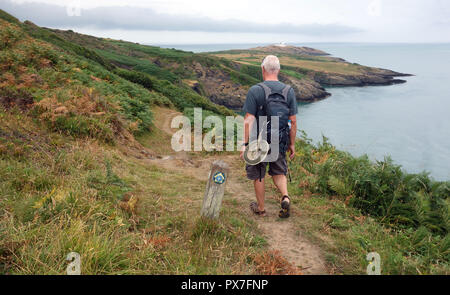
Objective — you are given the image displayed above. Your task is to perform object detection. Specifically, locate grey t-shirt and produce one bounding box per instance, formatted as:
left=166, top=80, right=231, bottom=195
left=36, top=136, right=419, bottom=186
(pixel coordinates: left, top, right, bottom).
left=242, top=81, right=298, bottom=117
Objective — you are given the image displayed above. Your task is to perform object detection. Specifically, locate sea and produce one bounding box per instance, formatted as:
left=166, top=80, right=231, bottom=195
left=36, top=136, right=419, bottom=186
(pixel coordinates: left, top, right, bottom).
left=158, top=43, right=450, bottom=181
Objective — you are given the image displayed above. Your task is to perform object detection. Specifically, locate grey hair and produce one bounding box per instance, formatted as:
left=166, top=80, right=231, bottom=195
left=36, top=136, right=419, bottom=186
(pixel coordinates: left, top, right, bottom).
left=261, top=55, right=280, bottom=74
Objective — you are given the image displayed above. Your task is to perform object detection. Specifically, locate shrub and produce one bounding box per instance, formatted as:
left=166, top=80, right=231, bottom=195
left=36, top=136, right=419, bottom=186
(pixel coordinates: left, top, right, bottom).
left=134, top=63, right=179, bottom=83
left=0, top=25, right=21, bottom=49
left=221, top=65, right=260, bottom=86
left=0, top=9, right=20, bottom=24
left=52, top=115, right=115, bottom=143
left=294, top=132, right=449, bottom=236
left=151, top=78, right=234, bottom=117
left=114, top=68, right=153, bottom=90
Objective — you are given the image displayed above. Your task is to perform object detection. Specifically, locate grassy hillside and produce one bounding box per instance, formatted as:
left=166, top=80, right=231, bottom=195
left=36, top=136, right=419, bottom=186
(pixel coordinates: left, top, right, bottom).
left=286, top=134, right=449, bottom=274
left=0, top=10, right=448, bottom=275
left=0, top=12, right=281, bottom=274
left=41, top=28, right=262, bottom=112
left=0, top=107, right=273, bottom=274
left=20, top=22, right=235, bottom=117
left=0, top=18, right=178, bottom=141
left=212, top=51, right=363, bottom=75
left=209, top=46, right=410, bottom=89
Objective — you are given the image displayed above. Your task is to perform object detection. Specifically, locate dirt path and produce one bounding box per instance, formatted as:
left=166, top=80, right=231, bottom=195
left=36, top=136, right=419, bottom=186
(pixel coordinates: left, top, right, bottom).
left=147, top=107, right=327, bottom=274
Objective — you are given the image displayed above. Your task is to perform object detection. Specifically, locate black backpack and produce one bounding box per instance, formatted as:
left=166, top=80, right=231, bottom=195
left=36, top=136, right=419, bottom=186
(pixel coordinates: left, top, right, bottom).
left=258, top=82, right=291, bottom=155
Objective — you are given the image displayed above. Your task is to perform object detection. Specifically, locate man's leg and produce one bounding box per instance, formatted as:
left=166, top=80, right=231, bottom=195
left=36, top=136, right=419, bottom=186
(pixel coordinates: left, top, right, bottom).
left=254, top=178, right=265, bottom=211
left=272, top=174, right=289, bottom=200
left=269, top=153, right=290, bottom=205
left=246, top=163, right=267, bottom=213
left=273, top=174, right=290, bottom=218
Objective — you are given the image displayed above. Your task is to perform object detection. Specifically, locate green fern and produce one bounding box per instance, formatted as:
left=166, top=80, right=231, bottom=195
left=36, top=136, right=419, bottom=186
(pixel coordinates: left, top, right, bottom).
left=328, top=175, right=352, bottom=196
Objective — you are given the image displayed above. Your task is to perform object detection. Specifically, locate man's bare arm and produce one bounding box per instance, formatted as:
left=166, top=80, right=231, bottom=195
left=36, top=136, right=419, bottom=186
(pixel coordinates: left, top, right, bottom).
left=244, top=113, right=256, bottom=144
left=240, top=113, right=256, bottom=160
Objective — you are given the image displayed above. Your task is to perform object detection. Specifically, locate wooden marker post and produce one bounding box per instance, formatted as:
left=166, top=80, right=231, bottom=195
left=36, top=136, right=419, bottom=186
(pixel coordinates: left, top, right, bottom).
left=201, top=160, right=229, bottom=219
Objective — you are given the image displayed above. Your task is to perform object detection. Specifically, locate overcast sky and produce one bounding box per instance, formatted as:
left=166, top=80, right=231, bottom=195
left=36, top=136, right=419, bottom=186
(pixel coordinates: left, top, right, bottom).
left=2, top=0, right=449, bottom=44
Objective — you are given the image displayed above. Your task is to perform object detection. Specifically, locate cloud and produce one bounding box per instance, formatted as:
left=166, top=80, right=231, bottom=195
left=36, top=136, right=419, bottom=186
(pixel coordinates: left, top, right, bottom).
left=0, top=0, right=362, bottom=36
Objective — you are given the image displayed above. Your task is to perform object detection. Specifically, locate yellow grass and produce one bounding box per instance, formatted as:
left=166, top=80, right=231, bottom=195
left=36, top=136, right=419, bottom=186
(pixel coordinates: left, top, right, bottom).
left=213, top=53, right=365, bottom=75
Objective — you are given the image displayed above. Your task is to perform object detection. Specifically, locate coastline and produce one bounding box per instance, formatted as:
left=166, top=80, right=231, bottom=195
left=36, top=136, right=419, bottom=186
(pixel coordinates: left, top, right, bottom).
left=208, top=44, right=412, bottom=105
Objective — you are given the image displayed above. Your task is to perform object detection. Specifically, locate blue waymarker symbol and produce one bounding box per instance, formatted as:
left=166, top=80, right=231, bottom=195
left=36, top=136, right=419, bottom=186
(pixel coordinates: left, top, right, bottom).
left=213, top=172, right=226, bottom=184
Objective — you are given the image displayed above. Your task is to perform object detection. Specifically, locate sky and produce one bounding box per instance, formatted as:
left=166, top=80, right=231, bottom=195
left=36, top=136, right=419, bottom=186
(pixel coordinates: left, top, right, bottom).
left=1, top=0, right=449, bottom=44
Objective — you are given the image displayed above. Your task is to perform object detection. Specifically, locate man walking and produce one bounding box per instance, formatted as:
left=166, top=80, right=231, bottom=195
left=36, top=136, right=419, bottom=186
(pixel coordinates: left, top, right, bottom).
left=240, top=55, right=298, bottom=218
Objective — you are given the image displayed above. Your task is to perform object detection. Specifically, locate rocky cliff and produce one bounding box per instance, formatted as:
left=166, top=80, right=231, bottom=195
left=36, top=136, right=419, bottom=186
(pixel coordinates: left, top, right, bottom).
left=209, top=44, right=412, bottom=107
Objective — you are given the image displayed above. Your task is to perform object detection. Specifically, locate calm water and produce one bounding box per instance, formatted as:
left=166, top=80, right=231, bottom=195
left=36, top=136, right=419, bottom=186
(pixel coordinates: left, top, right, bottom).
left=160, top=43, right=450, bottom=180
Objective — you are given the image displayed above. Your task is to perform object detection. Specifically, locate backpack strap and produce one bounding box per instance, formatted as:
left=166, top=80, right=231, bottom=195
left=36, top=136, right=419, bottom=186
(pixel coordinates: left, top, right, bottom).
left=259, top=83, right=291, bottom=102
left=281, top=85, right=291, bottom=102
left=258, top=82, right=272, bottom=120
left=258, top=82, right=272, bottom=101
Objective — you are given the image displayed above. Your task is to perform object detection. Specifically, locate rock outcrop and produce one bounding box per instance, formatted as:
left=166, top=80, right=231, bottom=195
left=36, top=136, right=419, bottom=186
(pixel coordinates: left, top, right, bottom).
left=309, top=69, right=411, bottom=86
left=279, top=74, right=330, bottom=102
left=207, top=44, right=412, bottom=109
left=183, top=44, right=413, bottom=110
left=192, top=62, right=247, bottom=110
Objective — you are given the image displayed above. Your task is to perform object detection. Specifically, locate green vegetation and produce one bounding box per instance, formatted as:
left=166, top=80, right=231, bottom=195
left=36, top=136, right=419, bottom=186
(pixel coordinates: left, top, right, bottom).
left=151, top=79, right=234, bottom=116
left=285, top=133, right=449, bottom=274
left=0, top=9, right=448, bottom=275
left=294, top=133, right=448, bottom=235
left=113, top=68, right=154, bottom=91
left=22, top=21, right=115, bottom=71
left=109, top=40, right=195, bottom=60
left=0, top=17, right=176, bottom=141
left=281, top=69, right=305, bottom=80
left=0, top=9, right=19, bottom=24
left=44, top=29, right=237, bottom=117
left=221, top=65, right=260, bottom=86
left=211, top=51, right=365, bottom=76
left=0, top=109, right=266, bottom=274
left=237, top=63, right=263, bottom=81
left=0, top=11, right=268, bottom=274
left=0, top=10, right=237, bottom=120
left=94, top=48, right=180, bottom=82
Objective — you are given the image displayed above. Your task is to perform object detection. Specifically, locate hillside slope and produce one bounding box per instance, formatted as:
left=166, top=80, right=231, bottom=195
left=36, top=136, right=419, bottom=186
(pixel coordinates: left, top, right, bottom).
left=0, top=10, right=448, bottom=275
left=0, top=11, right=283, bottom=275
left=43, top=27, right=410, bottom=108
left=40, top=27, right=260, bottom=110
